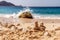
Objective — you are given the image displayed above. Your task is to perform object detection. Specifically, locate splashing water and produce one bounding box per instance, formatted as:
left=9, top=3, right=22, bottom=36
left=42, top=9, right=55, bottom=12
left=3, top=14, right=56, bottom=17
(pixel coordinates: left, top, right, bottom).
left=16, top=8, right=33, bottom=18
left=0, top=8, right=33, bottom=18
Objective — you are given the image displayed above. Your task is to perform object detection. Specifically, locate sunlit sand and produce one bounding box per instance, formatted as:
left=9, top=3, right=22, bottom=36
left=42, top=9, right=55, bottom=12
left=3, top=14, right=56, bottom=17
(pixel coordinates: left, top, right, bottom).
left=0, top=10, right=60, bottom=40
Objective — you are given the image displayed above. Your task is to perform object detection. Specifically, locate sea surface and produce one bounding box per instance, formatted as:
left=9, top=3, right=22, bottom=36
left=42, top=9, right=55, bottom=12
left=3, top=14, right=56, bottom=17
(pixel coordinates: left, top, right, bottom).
left=0, top=6, right=60, bottom=18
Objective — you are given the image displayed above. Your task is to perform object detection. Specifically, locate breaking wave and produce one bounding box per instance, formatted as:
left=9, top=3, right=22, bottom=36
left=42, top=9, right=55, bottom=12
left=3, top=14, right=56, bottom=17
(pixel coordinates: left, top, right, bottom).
left=0, top=8, right=60, bottom=19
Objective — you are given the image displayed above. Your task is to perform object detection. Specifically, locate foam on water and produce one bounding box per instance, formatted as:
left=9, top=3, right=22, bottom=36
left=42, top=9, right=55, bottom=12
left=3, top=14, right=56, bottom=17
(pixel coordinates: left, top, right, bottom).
left=0, top=13, right=17, bottom=18
left=33, top=14, right=60, bottom=19
left=16, top=8, right=33, bottom=17
left=0, top=8, right=60, bottom=19
left=0, top=8, right=32, bottom=18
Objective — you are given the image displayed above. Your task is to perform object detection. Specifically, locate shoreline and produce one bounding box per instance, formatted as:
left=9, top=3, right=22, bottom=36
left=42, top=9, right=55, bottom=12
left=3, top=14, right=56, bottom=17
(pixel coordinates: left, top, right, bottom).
left=1, top=14, right=60, bottom=19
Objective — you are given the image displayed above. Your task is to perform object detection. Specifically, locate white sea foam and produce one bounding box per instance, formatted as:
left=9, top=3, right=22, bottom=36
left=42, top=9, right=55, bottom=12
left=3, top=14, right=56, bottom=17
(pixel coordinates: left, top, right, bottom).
left=0, top=8, right=32, bottom=18
left=16, top=8, right=32, bottom=18
left=33, top=14, right=60, bottom=19
left=0, top=8, right=60, bottom=19
left=0, top=13, right=17, bottom=18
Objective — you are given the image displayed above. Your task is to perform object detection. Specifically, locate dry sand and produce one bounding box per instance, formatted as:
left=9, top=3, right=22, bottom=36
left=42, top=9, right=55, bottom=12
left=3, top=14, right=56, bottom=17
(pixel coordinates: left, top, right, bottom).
left=0, top=17, right=60, bottom=40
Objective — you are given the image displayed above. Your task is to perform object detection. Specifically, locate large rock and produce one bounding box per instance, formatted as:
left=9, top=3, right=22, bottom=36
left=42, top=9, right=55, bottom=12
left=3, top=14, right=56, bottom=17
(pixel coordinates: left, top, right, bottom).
left=18, top=12, right=33, bottom=19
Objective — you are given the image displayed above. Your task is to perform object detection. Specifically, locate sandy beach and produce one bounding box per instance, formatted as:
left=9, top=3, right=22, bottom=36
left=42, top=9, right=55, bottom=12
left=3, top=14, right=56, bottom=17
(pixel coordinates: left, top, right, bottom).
left=0, top=16, right=60, bottom=40
left=0, top=0, right=60, bottom=40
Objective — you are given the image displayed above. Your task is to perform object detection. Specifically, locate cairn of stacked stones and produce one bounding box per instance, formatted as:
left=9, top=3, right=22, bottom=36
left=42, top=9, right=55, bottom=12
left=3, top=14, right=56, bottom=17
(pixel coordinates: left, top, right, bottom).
left=39, top=23, right=46, bottom=31
left=34, top=21, right=40, bottom=31
left=33, top=21, right=46, bottom=36
left=34, top=21, right=46, bottom=32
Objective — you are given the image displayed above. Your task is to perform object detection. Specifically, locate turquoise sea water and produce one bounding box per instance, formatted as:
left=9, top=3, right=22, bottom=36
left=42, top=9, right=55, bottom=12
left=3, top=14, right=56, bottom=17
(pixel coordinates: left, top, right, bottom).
left=0, top=6, right=22, bottom=14
left=0, top=6, right=60, bottom=17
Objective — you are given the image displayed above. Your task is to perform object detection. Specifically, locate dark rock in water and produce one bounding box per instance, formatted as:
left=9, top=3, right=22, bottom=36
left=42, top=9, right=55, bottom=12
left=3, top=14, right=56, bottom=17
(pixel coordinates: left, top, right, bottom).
left=19, top=12, right=33, bottom=19
left=0, top=1, right=15, bottom=6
